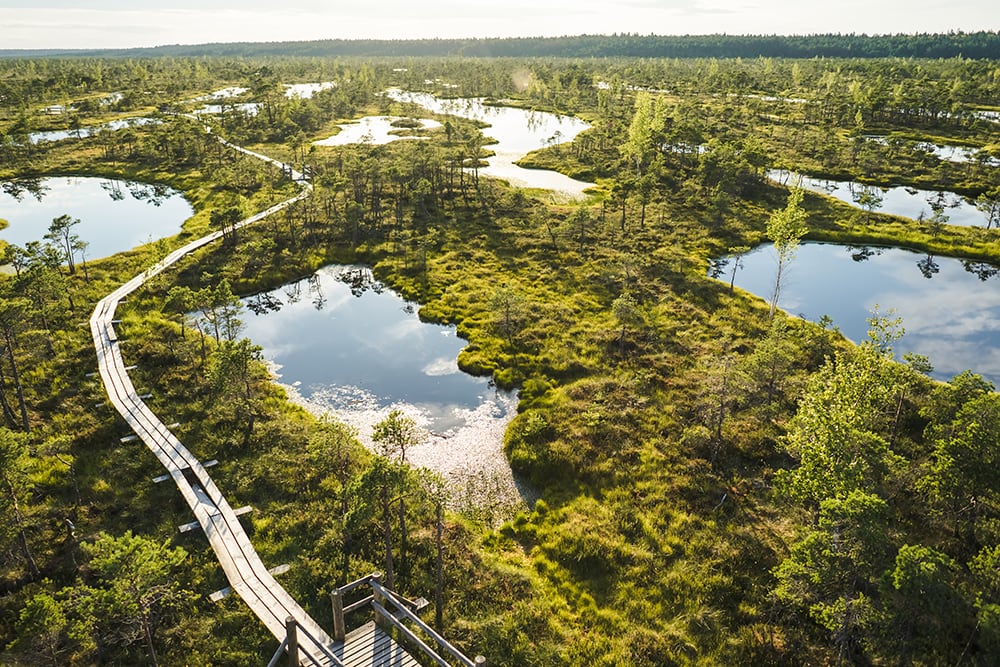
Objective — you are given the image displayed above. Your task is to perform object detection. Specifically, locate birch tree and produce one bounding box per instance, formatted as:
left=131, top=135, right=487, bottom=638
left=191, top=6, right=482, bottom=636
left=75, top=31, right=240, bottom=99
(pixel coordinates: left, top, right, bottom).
left=975, top=185, right=1000, bottom=230
left=766, top=187, right=808, bottom=320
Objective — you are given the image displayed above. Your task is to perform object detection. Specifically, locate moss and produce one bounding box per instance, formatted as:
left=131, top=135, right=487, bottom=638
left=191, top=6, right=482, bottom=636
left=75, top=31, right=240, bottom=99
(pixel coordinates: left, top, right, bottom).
left=6, top=56, right=1000, bottom=665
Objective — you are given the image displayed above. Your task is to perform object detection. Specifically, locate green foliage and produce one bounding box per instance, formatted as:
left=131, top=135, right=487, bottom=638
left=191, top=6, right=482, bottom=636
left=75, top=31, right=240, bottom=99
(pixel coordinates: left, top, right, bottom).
left=920, top=390, right=1000, bottom=545
left=921, top=370, right=996, bottom=434
left=206, top=337, right=269, bottom=447
left=610, top=292, right=643, bottom=352
left=11, top=586, right=97, bottom=664
left=504, top=410, right=558, bottom=484
left=773, top=491, right=890, bottom=660
left=775, top=319, right=903, bottom=506
left=4, top=53, right=1000, bottom=666
left=372, top=408, right=422, bottom=462
left=534, top=496, right=629, bottom=575
left=488, top=283, right=528, bottom=350
left=975, top=185, right=1000, bottom=229
left=26, top=33, right=1000, bottom=60
left=80, top=531, right=195, bottom=662
left=970, top=545, right=1000, bottom=654
left=307, top=416, right=359, bottom=491
left=193, top=278, right=244, bottom=344
left=43, top=213, right=82, bottom=275
left=8, top=532, right=196, bottom=665
left=884, top=544, right=969, bottom=662
left=623, top=92, right=669, bottom=175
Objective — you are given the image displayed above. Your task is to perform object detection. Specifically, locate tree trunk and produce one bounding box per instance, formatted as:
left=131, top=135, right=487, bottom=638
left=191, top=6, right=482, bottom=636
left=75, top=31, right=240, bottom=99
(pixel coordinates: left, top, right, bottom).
left=769, top=260, right=785, bottom=321
left=0, top=355, right=20, bottom=429
left=729, top=258, right=741, bottom=292
left=546, top=221, right=558, bottom=250
left=3, top=473, right=40, bottom=579
left=399, top=495, right=408, bottom=580
left=435, top=502, right=444, bottom=632
left=197, top=327, right=206, bottom=367
left=3, top=329, right=30, bottom=432
left=382, top=485, right=395, bottom=590
left=889, top=389, right=906, bottom=449
left=141, top=613, right=159, bottom=667
left=61, top=237, right=76, bottom=275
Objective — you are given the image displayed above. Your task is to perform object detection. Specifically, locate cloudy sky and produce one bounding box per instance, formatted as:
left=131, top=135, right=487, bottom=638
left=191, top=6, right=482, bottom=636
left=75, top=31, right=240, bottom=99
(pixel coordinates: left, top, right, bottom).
left=1, top=0, right=997, bottom=50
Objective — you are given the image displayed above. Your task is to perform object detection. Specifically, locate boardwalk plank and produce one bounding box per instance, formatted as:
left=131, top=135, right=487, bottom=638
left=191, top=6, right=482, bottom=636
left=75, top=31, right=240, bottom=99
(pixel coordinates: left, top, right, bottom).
left=337, top=622, right=420, bottom=667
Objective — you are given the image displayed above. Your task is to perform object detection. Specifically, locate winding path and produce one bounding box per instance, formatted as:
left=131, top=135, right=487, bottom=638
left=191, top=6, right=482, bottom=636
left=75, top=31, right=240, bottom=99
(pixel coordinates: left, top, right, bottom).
left=88, top=128, right=369, bottom=665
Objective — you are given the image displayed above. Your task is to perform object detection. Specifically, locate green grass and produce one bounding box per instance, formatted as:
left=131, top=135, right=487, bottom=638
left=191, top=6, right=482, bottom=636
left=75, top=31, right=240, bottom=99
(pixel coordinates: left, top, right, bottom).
left=4, top=62, right=1000, bottom=665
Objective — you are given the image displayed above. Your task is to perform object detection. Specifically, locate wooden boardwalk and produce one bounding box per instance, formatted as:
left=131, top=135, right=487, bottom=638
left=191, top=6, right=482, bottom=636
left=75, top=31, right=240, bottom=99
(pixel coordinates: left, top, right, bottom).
left=88, top=119, right=484, bottom=667
left=88, top=132, right=353, bottom=665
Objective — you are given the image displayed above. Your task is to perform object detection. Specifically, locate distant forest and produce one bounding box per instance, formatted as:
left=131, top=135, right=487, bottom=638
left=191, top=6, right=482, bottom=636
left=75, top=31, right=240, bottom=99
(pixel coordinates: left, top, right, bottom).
left=4, top=31, right=1000, bottom=60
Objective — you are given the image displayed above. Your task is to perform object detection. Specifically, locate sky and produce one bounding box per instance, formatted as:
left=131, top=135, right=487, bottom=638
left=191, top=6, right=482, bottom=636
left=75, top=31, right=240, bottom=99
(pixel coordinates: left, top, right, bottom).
left=1, top=0, right=998, bottom=51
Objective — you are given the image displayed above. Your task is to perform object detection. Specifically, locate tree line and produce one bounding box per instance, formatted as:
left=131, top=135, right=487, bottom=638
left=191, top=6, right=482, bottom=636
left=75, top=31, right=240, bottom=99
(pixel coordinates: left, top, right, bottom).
left=6, top=31, right=1000, bottom=60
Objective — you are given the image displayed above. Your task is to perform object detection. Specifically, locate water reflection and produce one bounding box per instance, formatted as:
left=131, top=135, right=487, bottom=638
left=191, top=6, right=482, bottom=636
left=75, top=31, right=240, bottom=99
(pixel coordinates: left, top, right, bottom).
left=241, top=265, right=529, bottom=515
left=193, top=102, right=261, bottom=117
left=0, top=176, right=192, bottom=259
left=284, top=82, right=336, bottom=99
left=386, top=89, right=595, bottom=198
left=769, top=169, right=992, bottom=228
left=864, top=134, right=1000, bottom=165
left=242, top=264, right=510, bottom=429
left=918, top=142, right=999, bottom=166
left=713, top=242, right=1000, bottom=385
left=28, top=117, right=160, bottom=143
left=313, top=116, right=442, bottom=147
left=1, top=178, right=49, bottom=202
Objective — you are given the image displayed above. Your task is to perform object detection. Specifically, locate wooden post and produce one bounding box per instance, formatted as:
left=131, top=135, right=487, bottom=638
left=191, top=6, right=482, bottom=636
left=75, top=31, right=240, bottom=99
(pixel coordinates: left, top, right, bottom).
left=475, top=657, right=487, bottom=666
left=285, top=617, right=299, bottom=666
left=435, top=502, right=443, bottom=632
left=331, top=588, right=345, bottom=642
left=371, top=572, right=387, bottom=629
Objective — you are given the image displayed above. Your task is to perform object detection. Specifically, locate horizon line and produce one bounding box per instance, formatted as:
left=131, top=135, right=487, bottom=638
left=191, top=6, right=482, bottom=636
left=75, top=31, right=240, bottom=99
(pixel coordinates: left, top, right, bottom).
left=2, top=30, right=998, bottom=54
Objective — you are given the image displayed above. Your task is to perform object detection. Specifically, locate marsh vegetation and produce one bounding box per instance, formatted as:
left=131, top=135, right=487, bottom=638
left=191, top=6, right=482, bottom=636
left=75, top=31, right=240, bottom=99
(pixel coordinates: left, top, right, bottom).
left=1, top=49, right=1000, bottom=665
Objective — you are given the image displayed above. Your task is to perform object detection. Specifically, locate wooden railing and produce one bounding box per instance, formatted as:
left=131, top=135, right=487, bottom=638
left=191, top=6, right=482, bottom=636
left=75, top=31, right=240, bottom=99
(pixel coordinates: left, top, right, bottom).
left=331, top=573, right=486, bottom=667
left=329, top=573, right=383, bottom=642
left=266, top=617, right=345, bottom=667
